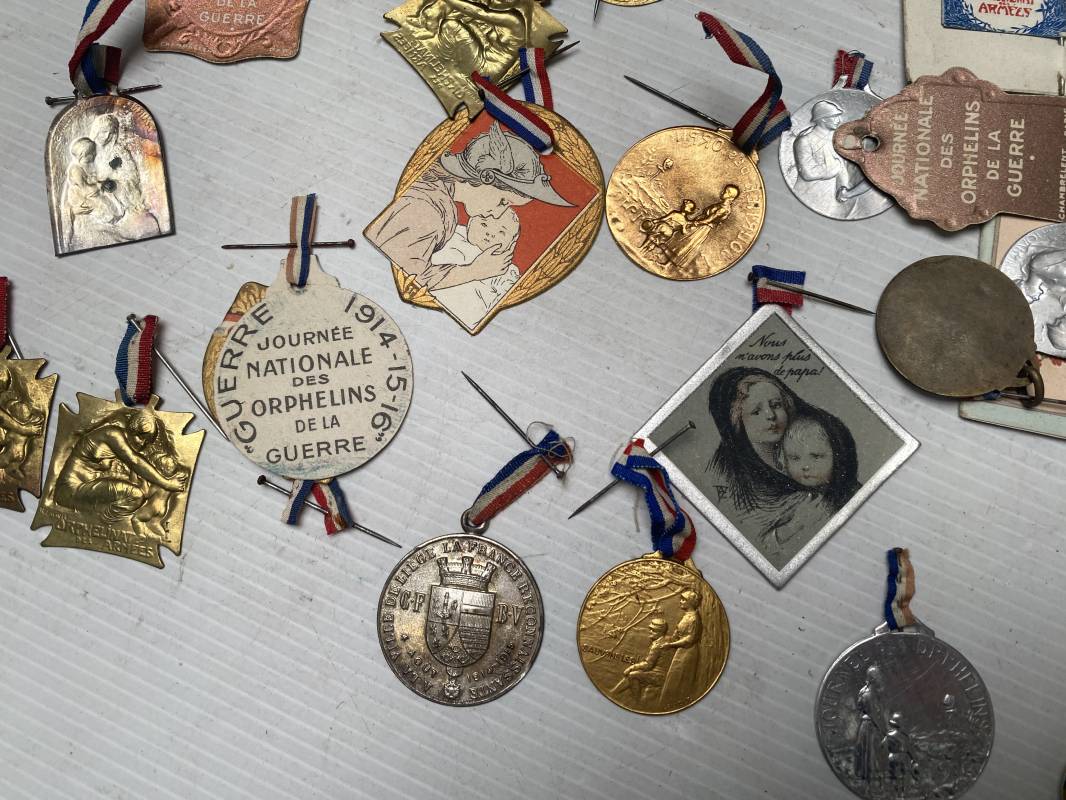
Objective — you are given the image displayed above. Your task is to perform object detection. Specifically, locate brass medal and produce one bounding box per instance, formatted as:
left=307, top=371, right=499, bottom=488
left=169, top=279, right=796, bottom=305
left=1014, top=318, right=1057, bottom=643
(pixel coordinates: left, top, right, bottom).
left=577, top=553, right=730, bottom=715
left=0, top=346, right=58, bottom=513
left=32, top=392, right=205, bottom=568
left=143, top=0, right=311, bottom=63
left=365, top=109, right=604, bottom=334
left=606, top=126, right=765, bottom=280
left=380, top=0, right=566, bottom=117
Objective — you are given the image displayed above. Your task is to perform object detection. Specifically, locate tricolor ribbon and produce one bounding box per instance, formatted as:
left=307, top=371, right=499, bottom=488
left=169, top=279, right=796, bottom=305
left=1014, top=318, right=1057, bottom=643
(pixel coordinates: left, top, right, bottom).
left=751, top=265, right=805, bottom=313
left=471, top=46, right=554, bottom=152
left=833, top=50, right=873, bottom=91
left=465, top=430, right=573, bottom=528
left=696, top=12, right=790, bottom=153
left=611, top=440, right=696, bottom=561
left=70, top=0, right=135, bottom=95
left=115, top=315, right=157, bottom=406
left=884, top=547, right=917, bottom=631
left=285, top=478, right=353, bottom=535
left=0, top=277, right=9, bottom=352
left=285, top=194, right=318, bottom=288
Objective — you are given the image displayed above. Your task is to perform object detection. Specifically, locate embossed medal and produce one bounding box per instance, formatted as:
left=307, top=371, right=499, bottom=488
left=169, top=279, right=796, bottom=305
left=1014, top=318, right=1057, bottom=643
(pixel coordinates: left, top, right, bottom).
left=816, top=548, right=994, bottom=800
left=0, top=279, right=59, bottom=514
left=607, top=14, right=790, bottom=280
left=32, top=316, right=204, bottom=568
left=47, top=2, right=173, bottom=257
left=143, top=0, right=311, bottom=63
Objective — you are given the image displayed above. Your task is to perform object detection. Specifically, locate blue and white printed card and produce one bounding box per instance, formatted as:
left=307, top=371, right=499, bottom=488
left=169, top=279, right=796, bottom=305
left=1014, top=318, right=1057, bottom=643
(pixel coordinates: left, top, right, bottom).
left=943, top=0, right=1066, bottom=38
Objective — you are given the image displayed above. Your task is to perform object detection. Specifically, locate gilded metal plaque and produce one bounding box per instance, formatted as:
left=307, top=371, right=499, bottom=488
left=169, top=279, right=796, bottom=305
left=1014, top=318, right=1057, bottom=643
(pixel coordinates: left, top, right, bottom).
left=577, top=554, right=729, bottom=715
left=31, top=393, right=205, bottom=568
left=143, top=0, right=311, bottom=63
left=0, top=347, right=58, bottom=513
left=45, top=95, right=173, bottom=257
left=381, top=0, right=566, bottom=117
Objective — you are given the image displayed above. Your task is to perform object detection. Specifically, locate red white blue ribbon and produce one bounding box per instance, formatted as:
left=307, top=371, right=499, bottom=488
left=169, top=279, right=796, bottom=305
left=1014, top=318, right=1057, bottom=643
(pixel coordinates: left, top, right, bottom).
left=70, top=0, right=135, bottom=94
left=0, top=277, right=8, bottom=352
left=471, top=47, right=554, bottom=152
left=833, top=50, right=873, bottom=90
left=610, top=440, right=696, bottom=562
left=466, top=430, right=573, bottom=528
left=751, top=265, right=805, bottom=313
left=285, top=478, right=353, bottom=535
left=115, top=315, right=157, bottom=406
left=285, top=194, right=318, bottom=288
left=696, top=12, right=790, bottom=153
left=884, top=547, right=917, bottom=631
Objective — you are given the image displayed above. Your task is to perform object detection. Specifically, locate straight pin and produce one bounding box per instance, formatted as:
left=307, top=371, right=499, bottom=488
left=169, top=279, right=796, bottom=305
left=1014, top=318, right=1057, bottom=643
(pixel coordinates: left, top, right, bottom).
left=45, top=83, right=162, bottom=107
left=568, top=420, right=696, bottom=520
left=7, top=332, right=24, bottom=361
left=593, top=0, right=602, bottom=21
left=462, top=371, right=565, bottom=479
left=750, top=275, right=876, bottom=316
left=497, top=41, right=580, bottom=92
left=256, top=476, right=401, bottom=548
left=624, top=75, right=729, bottom=129
left=221, top=239, right=355, bottom=250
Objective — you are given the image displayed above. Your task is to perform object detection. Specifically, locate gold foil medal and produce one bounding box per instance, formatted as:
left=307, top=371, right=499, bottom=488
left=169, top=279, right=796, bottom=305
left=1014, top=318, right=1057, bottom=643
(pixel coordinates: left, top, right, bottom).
left=0, top=346, right=58, bottom=513
left=577, top=553, right=730, bottom=714
left=606, top=126, right=764, bottom=280
left=365, top=109, right=604, bottom=334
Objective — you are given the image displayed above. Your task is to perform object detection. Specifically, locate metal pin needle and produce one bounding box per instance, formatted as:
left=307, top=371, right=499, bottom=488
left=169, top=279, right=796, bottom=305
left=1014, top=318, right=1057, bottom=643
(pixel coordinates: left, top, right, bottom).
left=45, top=83, right=162, bottom=107
left=221, top=239, right=355, bottom=250
left=751, top=276, right=876, bottom=316
left=7, top=332, right=24, bottom=360
left=568, top=420, right=696, bottom=520
left=497, top=41, right=580, bottom=92
left=624, top=76, right=729, bottom=129
left=256, top=476, right=401, bottom=548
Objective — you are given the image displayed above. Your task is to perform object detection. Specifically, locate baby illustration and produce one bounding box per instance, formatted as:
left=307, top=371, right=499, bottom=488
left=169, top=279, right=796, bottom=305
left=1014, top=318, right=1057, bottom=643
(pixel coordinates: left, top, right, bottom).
left=62, top=138, right=123, bottom=248
left=430, top=207, right=521, bottom=329
left=783, top=416, right=835, bottom=490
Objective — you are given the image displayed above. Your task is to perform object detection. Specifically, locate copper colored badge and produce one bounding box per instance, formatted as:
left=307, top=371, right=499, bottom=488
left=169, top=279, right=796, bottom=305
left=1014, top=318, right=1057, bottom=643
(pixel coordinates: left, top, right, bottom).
left=835, top=68, right=1066, bottom=231
left=143, top=0, right=311, bottom=63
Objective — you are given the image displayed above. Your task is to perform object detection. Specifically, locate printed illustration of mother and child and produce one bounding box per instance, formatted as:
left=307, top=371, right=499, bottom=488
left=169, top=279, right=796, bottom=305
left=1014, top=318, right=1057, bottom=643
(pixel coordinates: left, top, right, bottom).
left=705, top=367, right=861, bottom=569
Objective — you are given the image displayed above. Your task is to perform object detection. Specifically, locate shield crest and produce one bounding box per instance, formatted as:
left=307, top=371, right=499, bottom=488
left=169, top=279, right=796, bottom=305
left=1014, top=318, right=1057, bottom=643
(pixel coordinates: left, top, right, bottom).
left=426, top=584, right=495, bottom=668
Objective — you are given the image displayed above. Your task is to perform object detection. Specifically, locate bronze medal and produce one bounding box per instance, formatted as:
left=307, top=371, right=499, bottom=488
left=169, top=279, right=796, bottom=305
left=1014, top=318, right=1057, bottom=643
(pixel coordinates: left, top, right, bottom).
left=0, top=346, right=58, bottom=513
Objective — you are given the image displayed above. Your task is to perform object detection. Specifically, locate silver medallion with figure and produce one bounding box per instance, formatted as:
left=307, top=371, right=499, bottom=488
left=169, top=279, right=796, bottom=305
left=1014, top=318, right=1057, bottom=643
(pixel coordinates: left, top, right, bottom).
left=999, top=223, right=1066, bottom=358
left=779, top=84, right=893, bottom=221
left=816, top=619, right=994, bottom=799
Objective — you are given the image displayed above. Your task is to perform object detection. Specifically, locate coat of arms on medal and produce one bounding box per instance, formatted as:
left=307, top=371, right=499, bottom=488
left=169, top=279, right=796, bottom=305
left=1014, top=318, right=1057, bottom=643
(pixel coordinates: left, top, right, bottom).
left=426, top=556, right=496, bottom=669
left=381, top=0, right=566, bottom=117
left=0, top=348, right=58, bottom=513
left=32, top=393, right=205, bottom=568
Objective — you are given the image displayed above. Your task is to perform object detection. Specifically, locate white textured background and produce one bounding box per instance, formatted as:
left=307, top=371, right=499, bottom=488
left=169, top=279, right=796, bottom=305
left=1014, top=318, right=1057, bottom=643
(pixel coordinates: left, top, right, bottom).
left=1, top=1, right=1064, bottom=798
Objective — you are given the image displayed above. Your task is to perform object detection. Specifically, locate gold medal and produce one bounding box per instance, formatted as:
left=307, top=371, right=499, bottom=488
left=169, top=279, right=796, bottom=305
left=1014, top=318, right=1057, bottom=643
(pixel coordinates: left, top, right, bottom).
left=0, top=346, right=58, bottom=513
left=606, top=126, right=764, bottom=280
left=577, top=553, right=729, bottom=715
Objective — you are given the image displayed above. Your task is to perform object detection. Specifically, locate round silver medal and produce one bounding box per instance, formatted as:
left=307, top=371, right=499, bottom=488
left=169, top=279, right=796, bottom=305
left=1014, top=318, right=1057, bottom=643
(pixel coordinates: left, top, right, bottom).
left=779, top=86, right=893, bottom=220
left=815, top=620, right=994, bottom=799
left=377, top=534, right=543, bottom=706
left=999, top=223, right=1066, bottom=358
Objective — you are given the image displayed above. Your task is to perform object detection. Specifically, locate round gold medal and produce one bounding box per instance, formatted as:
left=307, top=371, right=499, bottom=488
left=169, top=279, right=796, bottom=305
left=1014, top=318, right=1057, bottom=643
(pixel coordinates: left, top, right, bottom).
left=577, top=553, right=729, bottom=715
left=606, top=126, right=765, bottom=280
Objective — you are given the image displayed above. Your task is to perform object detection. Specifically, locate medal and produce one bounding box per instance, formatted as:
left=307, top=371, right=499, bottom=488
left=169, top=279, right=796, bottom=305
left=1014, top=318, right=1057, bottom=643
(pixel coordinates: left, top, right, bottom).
left=377, top=376, right=572, bottom=705
left=46, top=1, right=173, bottom=257
left=815, top=548, right=994, bottom=799
left=779, top=51, right=893, bottom=221
left=0, top=279, right=59, bottom=514
left=997, top=222, right=1066, bottom=358
left=204, top=195, right=413, bottom=534
left=365, top=48, right=603, bottom=335
left=32, top=316, right=205, bottom=568
left=606, top=14, right=790, bottom=280
left=143, top=0, right=311, bottom=63
left=576, top=441, right=729, bottom=715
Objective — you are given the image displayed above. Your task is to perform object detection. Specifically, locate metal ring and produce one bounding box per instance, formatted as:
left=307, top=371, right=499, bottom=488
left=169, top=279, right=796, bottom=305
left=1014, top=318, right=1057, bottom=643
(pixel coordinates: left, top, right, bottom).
left=1020, top=361, right=1044, bottom=408
left=460, top=509, right=489, bottom=535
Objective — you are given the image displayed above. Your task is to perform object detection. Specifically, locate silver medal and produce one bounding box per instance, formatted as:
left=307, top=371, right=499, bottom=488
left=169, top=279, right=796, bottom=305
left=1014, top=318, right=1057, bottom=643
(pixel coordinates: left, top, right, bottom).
left=815, top=618, right=994, bottom=799
left=779, top=85, right=893, bottom=221
left=999, top=223, right=1066, bottom=358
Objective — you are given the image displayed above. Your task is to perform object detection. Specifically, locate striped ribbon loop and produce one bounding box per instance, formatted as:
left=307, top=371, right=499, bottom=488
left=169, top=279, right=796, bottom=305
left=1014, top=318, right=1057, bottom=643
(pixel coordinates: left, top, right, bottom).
left=751, top=265, right=805, bottom=313
left=70, top=0, right=135, bottom=94
left=696, top=12, right=791, bottom=153
left=285, top=194, right=318, bottom=288
left=610, top=440, right=696, bottom=561
left=884, top=547, right=917, bottom=631
left=465, top=430, right=573, bottom=528
left=0, top=277, right=8, bottom=351
left=115, top=315, right=157, bottom=406
left=833, top=50, right=873, bottom=90
left=471, top=47, right=554, bottom=152
left=284, top=478, right=353, bottom=534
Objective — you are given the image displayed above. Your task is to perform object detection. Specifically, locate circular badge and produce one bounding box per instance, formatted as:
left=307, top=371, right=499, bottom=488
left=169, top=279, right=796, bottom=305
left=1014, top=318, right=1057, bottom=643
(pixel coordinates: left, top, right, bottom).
left=815, top=629, right=994, bottom=799
left=377, top=534, right=544, bottom=706
left=999, top=223, right=1066, bottom=358
left=209, top=276, right=413, bottom=481
left=606, top=126, right=765, bottom=280
left=576, top=554, right=729, bottom=714
left=779, top=88, right=893, bottom=221
left=876, top=255, right=1037, bottom=397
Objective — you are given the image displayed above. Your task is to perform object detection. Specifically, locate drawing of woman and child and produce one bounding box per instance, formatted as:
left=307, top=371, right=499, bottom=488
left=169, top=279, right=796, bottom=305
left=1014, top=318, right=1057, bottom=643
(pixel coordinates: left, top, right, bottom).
left=705, top=367, right=861, bottom=569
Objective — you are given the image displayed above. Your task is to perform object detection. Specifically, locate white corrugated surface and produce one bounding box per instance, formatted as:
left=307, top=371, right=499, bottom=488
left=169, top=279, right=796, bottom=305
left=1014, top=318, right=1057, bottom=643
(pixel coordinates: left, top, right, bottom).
left=1, top=1, right=1063, bottom=798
